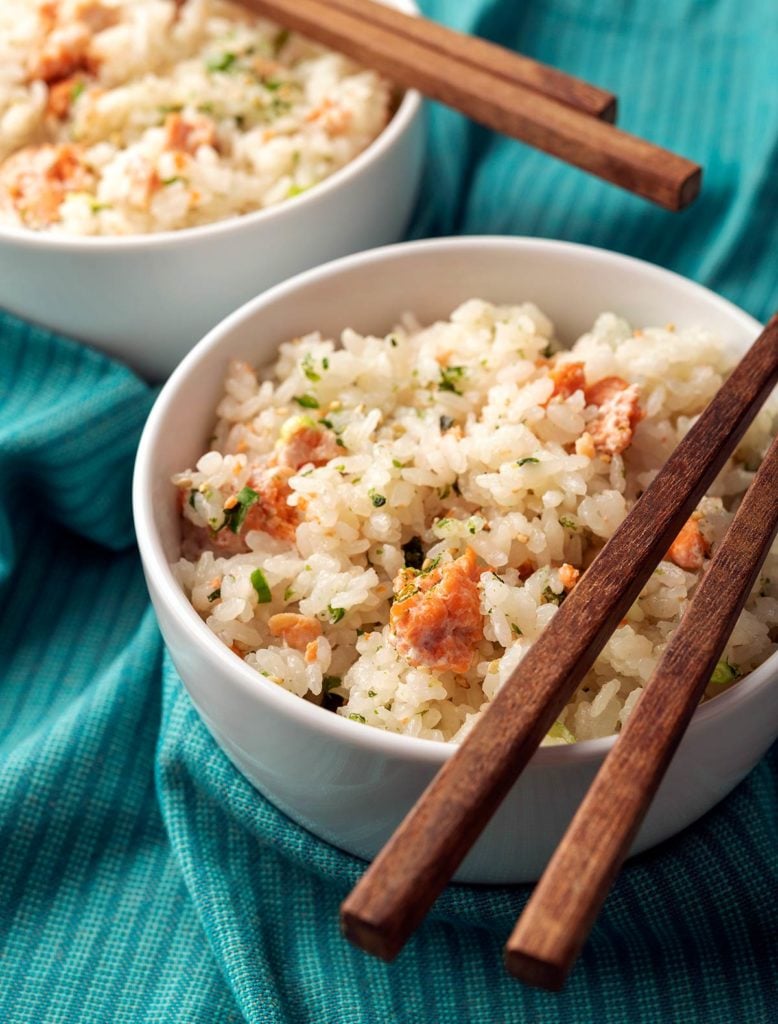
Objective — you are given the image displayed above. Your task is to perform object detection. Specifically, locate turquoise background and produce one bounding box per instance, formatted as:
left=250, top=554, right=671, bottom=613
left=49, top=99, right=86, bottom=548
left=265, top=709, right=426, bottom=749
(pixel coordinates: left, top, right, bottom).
left=0, top=1, right=776, bottom=1021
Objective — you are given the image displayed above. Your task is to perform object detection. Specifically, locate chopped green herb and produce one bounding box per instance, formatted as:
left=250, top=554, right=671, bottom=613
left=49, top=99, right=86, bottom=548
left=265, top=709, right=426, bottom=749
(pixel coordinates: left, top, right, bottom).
left=542, top=342, right=554, bottom=358
left=270, top=97, right=292, bottom=117
left=517, top=457, right=540, bottom=467
left=301, top=352, right=320, bottom=382
left=293, top=394, right=319, bottom=409
left=368, top=489, right=387, bottom=508
left=367, top=689, right=377, bottom=698
left=221, top=487, right=260, bottom=533
left=322, top=357, right=329, bottom=370
left=559, top=516, right=577, bottom=530
left=421, top=555, right=441, bottom=575
left=263, top=78, right=283, bottom=91
left=548, top=720, right=575, bottom=744
left=329, top=606, right=346, bottom=624
left=161, top=176, right=186, bottom=187
left=402, top=536, right=424, bottom=570
left=709, top=660, right=740, bottom=689
left=438, top=365, right=466, bottom=394
left=348, top=713, right=366, bottom=723
left=335, top=437, right=346, bottom=448
left=438, top=484, right=451, bottom=500
left=70, top=80, right=86, bottom=103
left=158, top=102, right=183, bottom=114
left=318, top=417, right=334, bottom=429
left=510, top=623, right=522, bottom=637
left=323, top=675, right=342, bottom=692
left=436, top=518, right=452, bottom=529
left=388, top=335, right=398, bottom=348
left=273, top=28, right=290, bottom=54
left=250, top=568, right=272, bottom=603
left=206, top=51, right=238, bottom=73
left=188, top=490, right=197, bottom=509
left=439, top=414, right=455, bottom=431
left=392, top=458, right=407, bottom=469
left=542, top=585, right=564, bottom=606
left=207, top=588, right=221, bottom=603
left=283, top=586, right=295, bottom=601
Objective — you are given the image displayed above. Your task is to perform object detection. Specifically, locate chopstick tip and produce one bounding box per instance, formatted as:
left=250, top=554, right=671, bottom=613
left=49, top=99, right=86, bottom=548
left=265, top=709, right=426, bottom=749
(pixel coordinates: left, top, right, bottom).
left=340, top=904, right=404, bottom=962
left=677, top=164, right=703, bottom=210
left=503, top=945, right=570, bottom=991
left=599, top=95, right=618, bottom=124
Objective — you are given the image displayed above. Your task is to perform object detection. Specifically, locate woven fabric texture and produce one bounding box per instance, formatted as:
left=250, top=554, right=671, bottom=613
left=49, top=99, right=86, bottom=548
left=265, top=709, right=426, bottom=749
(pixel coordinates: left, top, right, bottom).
left=0, top=1, right=776, bottom=1021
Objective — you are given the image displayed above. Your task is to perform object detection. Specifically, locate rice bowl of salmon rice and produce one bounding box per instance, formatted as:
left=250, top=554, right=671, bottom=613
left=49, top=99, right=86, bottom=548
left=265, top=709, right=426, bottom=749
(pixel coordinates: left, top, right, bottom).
left=0, top=0, right=424, bottom=376
left=134, top=237, right=778, bottom=882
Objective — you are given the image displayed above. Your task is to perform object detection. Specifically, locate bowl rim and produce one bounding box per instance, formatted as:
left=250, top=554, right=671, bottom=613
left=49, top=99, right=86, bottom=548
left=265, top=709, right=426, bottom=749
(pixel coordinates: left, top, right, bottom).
left=0, top=0, right=422, bottom=253
left=133, top=234, right=777, bottom=769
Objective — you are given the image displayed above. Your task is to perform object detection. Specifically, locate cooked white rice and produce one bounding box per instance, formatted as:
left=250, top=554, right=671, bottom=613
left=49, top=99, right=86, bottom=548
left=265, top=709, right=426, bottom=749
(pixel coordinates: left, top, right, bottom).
left=0, top=0, right=391, bottom=234
left=171, top=301, right=778, bottom=744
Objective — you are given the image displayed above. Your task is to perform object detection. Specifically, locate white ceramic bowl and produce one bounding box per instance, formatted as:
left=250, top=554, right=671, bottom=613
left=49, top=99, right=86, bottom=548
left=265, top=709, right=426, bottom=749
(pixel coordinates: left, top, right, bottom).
left=133, top=237, right=778, bottom=883
left=0, top=1, right=424, bottom=381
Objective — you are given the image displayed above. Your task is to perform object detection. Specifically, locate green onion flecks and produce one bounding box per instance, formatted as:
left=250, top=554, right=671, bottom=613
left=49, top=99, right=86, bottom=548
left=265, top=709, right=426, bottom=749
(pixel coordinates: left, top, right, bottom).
left=221, top=486, right=259, bottom=534
left=251, top=568, right=272, bottom=603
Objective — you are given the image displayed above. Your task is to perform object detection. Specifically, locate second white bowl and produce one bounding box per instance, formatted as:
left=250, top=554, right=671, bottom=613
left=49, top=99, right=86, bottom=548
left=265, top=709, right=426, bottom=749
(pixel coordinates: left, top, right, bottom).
left=0, top=1, right=424, bottom=381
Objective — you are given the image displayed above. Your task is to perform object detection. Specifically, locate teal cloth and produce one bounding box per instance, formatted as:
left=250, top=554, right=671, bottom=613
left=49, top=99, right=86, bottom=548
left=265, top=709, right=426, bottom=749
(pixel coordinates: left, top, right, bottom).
left=1, top=2, right=777, bottom=1021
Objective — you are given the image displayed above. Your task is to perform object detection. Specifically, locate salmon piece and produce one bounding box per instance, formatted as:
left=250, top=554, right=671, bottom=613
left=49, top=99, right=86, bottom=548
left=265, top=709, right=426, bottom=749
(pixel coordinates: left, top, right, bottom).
left=558, top=563, right=580, bottom=590
left=584, top=376, right=630, bottom=407
left=586, top=378, right=643, bottom=456
left=46, top=73, right=87, bottom=118
left=666, top=518, right=709, bottom=571
left=275, top=419, right=340, bottom=471
left=244, top=468, right=299, bottom=542
left=269, top=613, right=322, bottom=651
left=0, top=144, right=94, bottom=227
left=164, top=113, right=218, bottom=155
left=190, top=467, right=299, bottom=556
left=547, top=361, right=586, bottom=403
left=390, top=548, right=483, bottom=674
left=28, top=22, right=91, bottom=83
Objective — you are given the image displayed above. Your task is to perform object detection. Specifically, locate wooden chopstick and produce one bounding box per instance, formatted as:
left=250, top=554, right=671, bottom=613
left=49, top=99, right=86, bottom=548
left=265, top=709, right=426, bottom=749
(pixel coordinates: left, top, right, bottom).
left=317, top=0, right=616, bottom=121
left=240, top=0, right=701, bottom=210
left=341, top=315, right=778, bottom=962
left=505, top=430, right=778, bottom=990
